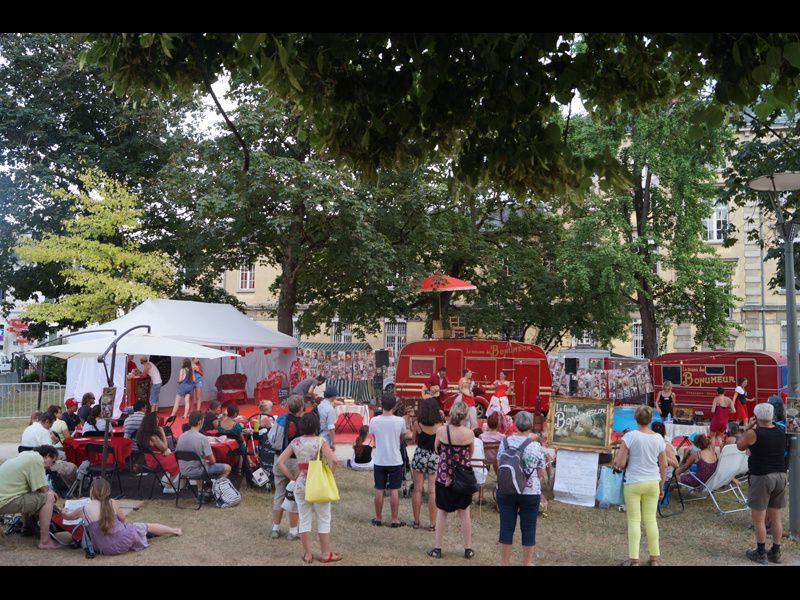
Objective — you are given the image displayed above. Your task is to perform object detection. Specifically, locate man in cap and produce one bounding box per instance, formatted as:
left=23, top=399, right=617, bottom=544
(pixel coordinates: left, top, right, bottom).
left=62, top=398, right=81, bottom=433
left=317, top=385, right=338, bottom=451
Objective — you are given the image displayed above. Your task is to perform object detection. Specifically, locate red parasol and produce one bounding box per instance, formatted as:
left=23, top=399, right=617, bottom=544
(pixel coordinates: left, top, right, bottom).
left=419, top=274, right=477, bottom=292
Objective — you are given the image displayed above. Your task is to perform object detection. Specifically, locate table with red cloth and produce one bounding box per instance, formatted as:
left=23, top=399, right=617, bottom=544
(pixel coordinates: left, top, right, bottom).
left=209, top=438, right=240, bottom=467
left=75, top=426, right=124, bottom=437
left=63, top=436, right=133, bottom=471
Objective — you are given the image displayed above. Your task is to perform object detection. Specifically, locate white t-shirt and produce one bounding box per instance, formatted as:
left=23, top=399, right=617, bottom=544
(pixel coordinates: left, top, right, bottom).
left=143, top=361, right=162, bottom=385
left=369, top=414, right=407, bottom=467
left=472, top=437, right=487, bottom=485
left=622, top=429, right=665, bottom=485
left=21, top=422, right=53, bottom=447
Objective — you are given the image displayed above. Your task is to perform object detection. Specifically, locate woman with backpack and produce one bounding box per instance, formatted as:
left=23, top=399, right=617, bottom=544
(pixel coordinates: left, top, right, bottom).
left=427, top=401, right=475, bottom=560
left=495, top=411, right=547, bottom=566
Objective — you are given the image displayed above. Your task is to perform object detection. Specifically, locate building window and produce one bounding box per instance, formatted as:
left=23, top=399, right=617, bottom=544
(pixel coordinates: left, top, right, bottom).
left=239, top=264, right=256, bottom=291
left=384, top=320, right=407, bottom=355
left=703, top=205, right=728, bottom=242
left=781, top=321, right=800, bottom=355
left=571, top=331, right=595, bottom=348
left=331, top=321, right=352, bottom=344
left=632, top=322, right=644, bottom=359
left=716, top=280, right=733, bottom=320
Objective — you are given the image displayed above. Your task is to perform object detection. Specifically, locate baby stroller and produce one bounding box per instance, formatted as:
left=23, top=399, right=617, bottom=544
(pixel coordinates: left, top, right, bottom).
left=399, top=438, right=413, bottom=498
left=254, top=428, right=276, bottom=492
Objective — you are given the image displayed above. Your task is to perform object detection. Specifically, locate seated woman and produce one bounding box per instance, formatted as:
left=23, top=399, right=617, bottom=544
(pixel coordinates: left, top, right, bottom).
left=675, top=433, right=718, bottom=486
left=81, top=405, right=105, bottom=434
left=480, top=413, right=505, bottom=472
left=722, top=422, right=742, bottom=449
left=650, top=421, right=680, bottom=478
left=61, top=479, right=181, bottom=555
left=217, top=404, right=246, bottom=475
left=347, top=425, right=374, bottom=471
left=135, top=412, right=180, bottom=489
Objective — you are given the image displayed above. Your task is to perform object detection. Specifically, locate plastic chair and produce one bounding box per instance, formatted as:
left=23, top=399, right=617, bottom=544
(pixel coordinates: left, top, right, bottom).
left=137, top=445, right=179, bottom=499
left=84, top=443, right=124, bottom=497
left=174, top=450, right=215, bottom=510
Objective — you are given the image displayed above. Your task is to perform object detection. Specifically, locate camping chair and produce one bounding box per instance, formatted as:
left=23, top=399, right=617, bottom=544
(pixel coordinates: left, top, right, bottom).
left=136, top=445, right=179, bottom=499
left=470, top=456, right=492, bottom=518
left=174, top=450, right=215, bottom=510
left=84, top=443, right=124, bottom=498
left=657, top=470, right=685, bottom=518
left=677, top=444, right=749, bottom=515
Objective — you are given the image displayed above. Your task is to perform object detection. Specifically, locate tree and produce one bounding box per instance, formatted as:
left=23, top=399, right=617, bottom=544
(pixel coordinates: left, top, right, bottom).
left=566, top=99, right=739, bottom=356
left=83, top=33, right=800, bottom=199
left=0, top=33, right=207, bottom=336
left=16, top=169, right=174, bottom=325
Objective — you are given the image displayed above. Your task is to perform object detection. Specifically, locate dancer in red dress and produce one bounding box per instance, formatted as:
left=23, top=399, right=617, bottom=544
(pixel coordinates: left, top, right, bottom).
left=709, top=386, right=734, bottom=448
left=732, top=378, right=749, bottom=425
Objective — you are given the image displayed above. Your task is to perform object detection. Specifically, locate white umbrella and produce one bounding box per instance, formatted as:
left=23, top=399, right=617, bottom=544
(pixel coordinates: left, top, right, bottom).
left=26, top=333, right=239, bottom=360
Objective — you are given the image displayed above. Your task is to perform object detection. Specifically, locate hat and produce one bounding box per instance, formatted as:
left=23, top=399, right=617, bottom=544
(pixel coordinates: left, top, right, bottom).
left=323, top=385, right=339, bottom=398
left=65, top=398, right=77, bottom=408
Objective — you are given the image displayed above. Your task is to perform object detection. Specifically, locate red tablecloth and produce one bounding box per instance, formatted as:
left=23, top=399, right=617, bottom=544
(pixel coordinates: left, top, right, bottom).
left=75, top=426, right=124, bottom=437
left=210, top=438, right=240, bottom=467
left=63, top=436, right=133, bottom=471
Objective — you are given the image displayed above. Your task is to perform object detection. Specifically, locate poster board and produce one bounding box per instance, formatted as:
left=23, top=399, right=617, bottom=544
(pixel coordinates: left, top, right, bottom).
left=100, top=386, right=116, bottom=420
left=547, top=396, right=614, bottom=452
left=553, top=449, right=600, bottom=507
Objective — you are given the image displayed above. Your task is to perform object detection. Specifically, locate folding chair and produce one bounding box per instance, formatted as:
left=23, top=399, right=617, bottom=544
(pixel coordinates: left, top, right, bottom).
left=657, top=470, right=685, bottom=518
left=84, top=443, right=124, bottom=498
left=17, top=446, right=33, bottom=453
left=136, top=445, right=179, bottom=499
left=225, top=431, right=258, bottom=489
left=677, top=444, right=749, bottom=515
left=174, top=450, right=215, bottom=510
left=470, top=456, right=492, bottom=518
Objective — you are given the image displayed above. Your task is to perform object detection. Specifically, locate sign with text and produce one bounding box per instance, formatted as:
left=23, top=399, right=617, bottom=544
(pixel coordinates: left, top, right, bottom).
left=547, top=396, right=614, bottom=452
left=553, top=449, right=600, bottom=507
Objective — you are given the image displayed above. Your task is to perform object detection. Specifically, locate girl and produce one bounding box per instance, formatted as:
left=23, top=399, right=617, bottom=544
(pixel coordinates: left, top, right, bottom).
left=191, top=357, right=204, bottom=413
left=135, top=412, right=180, bottom=489
left=348, top=425, right=374, bottom=471
left=732, top=378, right=749, bottom=425
left=62, top=478, right=181, bottom=555
left=487, top=371, right=513, bottom=432
left=170, top=358, right=195, bottom=420
left=709, top=386, right=734, bottom=448
left=410, top=397, right=443, bottom=530
left=656, top=381, right=675, bottom=420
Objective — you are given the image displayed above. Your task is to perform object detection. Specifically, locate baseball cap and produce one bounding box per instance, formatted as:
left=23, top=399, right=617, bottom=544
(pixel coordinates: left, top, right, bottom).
left=65, top=398, right=77, bottom=408
left=323, top=385, right=339, bottom=398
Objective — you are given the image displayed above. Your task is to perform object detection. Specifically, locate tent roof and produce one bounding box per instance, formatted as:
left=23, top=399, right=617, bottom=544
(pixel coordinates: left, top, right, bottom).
left=298, top=341, right=372, bottom=352
left=77, top=299, right=298, bottom=349
left=27, top=334, right=238, bottom=360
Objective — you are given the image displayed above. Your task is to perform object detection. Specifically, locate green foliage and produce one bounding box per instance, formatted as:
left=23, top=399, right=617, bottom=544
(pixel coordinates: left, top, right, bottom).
left=21, top=358, right=67, bottom=384
left=16, top=169, right=174, bottom=326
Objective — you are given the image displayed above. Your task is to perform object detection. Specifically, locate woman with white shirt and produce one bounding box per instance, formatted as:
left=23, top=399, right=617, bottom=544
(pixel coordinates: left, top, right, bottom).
left=613, top=405, right=667, bottom=566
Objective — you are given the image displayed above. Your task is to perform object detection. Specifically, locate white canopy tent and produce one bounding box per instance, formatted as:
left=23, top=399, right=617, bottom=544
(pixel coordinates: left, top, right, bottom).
left=59, top=299, right=299, bottom=412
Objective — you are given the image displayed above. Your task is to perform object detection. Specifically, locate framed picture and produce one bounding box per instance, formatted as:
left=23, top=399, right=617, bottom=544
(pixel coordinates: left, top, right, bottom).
left=547, top=396, right=614, bottom=452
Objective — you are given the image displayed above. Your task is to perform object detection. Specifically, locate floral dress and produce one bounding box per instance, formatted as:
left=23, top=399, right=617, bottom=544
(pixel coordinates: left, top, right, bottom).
left=434, top=426, right=473, bottom=513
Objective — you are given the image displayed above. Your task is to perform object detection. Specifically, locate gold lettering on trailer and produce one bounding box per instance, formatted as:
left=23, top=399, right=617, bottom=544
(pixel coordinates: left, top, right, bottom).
left=680, top=369, right=735, bottom=387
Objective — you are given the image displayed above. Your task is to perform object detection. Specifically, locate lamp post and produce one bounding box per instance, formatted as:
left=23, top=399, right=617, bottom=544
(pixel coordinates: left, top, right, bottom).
left=748, top=171, right=800, bottom=539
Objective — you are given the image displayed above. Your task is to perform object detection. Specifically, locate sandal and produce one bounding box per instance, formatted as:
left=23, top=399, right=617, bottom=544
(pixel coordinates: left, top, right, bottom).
left=318, top=552, right=342, bottom=563
left=649, top=557, right=662, bottom=566
left=370, top=519, right=382, bottom=527
left=427, top=548, right=442, bottom=559
left=411, top=521, right=420, bottom=529
left=302, top=554, right=314, bottom=564
left=389, top=521, right=406, bottom=528
left=620, top=559, right=639, bottom=566
left=428, top=525, right=436, bottom=532
left=464, top=548, right=475, bottom=559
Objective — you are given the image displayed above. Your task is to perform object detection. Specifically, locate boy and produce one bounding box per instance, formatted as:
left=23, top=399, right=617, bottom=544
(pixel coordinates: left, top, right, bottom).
left=369, top=394, right=410, bottom=527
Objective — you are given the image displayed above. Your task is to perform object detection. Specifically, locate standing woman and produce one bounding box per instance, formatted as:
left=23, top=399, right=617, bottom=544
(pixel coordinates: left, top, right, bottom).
left=657, top=381, right=675, bottom=420
left=488, top=371, right=513, bottom=433
left=191, top=357, right=204, bottom=414
left=428, top=401, right=475, bottom=560
left=458, top=370, right=478, bottom=430
left=709, top=387, right=734, bottom=448
left=170, top=359, right=195, bottom=420
left=411, top=397, right=444, bottom=531
left=496, top=411, right=547, bottom=566
left=613, top=405, right=667, bottom=566
left=732, top=378, right=750, bottom=425
left=276, top=411, right=341, bottom=563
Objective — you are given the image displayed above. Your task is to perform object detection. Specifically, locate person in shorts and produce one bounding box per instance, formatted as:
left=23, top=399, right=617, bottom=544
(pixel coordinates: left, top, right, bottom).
left=0, top=445, right=61, bottom=550
left=176, top=412, right=231, bottom=481
left=369, top=394, right=410, bottom=527
left=738, top=402, right=787, bottom=564
left=139, top=356, right=163, bottom=407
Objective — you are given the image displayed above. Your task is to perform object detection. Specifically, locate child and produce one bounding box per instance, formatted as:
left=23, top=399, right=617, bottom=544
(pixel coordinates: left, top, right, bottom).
left=348, top=425, right=374, bottom=471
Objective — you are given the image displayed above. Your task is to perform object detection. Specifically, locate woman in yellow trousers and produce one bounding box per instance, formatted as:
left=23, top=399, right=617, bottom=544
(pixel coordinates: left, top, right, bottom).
left=613, top=405, right=667, bottom=566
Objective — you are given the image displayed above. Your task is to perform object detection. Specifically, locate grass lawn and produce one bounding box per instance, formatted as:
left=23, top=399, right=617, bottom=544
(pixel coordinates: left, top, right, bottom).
left=0, top=419, right=27, bottom=443
left=0, top=463, right=794, bottom=566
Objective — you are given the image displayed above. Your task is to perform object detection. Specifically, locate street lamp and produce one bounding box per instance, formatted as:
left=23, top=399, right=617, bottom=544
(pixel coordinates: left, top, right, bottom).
left=748, top=171, right=800, bottom=539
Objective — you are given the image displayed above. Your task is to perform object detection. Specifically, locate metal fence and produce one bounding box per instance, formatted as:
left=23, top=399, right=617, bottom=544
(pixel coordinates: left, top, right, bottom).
left=0, top=382, right=66, bottom=420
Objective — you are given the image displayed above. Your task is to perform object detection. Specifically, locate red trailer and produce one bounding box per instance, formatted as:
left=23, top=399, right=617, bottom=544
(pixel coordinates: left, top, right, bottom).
left=651, top=351, right=787, bottom=418
left=394, top=339, right=552, bottom=417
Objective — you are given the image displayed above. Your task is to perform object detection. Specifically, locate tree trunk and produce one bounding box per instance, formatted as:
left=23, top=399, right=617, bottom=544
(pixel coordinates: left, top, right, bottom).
left=637, top=285, right=659, bottom=358
left=276, top=196, right=304, bottom=336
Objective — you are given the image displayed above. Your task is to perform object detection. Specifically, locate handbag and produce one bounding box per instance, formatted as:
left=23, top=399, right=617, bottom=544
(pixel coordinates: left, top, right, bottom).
left=304, top=438, right=340, bottom=503
left=595, top=466, right=625, bottom=506
left=447, top=426, right=479, bottom=496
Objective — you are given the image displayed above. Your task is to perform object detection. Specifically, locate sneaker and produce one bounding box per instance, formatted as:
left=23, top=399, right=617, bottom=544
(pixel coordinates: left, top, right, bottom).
left=287, top=532, right=299, bottom=541
left=746, top=549, right=768, bottom=565
left=767, top=548, right=782, bottom=564
left=270, top=530, right=281, bottom=540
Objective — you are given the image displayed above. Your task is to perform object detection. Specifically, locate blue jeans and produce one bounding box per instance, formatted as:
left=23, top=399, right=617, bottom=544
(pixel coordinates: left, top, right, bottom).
left=149, top=382, right=162, bottom=406
left=497, top=492, right=540, bottom=546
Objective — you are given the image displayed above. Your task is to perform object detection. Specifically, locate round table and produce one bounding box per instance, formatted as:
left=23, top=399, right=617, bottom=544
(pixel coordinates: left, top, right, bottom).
left=210, top=438, right=240, bottom=467
left=63, top=436, right=133, bottom=471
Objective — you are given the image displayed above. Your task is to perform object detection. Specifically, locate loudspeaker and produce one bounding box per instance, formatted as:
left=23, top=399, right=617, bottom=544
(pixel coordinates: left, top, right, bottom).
left=375, top=350, right=390, bottom=368
left=569, top=377, right=578, bottom=395
left=565, top=358, right=578, bottom=375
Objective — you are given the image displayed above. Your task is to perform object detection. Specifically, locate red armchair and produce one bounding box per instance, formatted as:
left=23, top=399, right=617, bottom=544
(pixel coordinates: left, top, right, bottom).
left=216, top=373, right=248, bottom=406
left=254, top=370, right=286, bottom=403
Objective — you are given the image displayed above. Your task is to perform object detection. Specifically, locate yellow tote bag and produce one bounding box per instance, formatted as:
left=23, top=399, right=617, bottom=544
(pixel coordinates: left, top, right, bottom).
left=305, top=438, right=340, bottom=503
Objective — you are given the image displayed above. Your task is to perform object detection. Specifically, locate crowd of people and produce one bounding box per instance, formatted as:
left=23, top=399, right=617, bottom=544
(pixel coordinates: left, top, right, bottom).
left=0, top=363, right=790, bottom=566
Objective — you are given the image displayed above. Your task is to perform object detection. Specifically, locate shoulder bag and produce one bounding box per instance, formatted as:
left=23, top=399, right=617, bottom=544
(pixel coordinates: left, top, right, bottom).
left=305, top=438, right=340, bottom=503
left=447, top=426, right=479, bottom=496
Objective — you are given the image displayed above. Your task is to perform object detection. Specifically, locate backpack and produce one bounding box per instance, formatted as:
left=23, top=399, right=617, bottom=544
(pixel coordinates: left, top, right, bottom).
left=496, top=437, right=534, bottom=495
left=211, top=477, right=241, bottom=508
left=267, top=414, right=300, bottom=452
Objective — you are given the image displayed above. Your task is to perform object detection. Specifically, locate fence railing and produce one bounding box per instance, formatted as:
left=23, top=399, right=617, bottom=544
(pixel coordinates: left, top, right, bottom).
left=0, top=382, right=66, bottom=420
